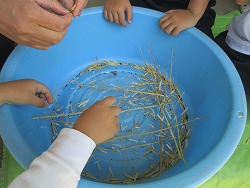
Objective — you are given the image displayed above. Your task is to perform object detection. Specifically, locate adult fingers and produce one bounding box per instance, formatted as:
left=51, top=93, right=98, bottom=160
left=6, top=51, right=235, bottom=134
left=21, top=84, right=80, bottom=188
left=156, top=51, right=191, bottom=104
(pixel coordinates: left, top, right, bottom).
left=36, top=9, right=72, bottom=32
left=35, top=25, right=68, bottom=45
left=59, top=0, right=74, bottom=9
left=17, top=33, right=55, bottom=49
left=72, top=0, right=89, bottom=17
left=18, top=27, right=68, bottom=49
left=26, top=43, right=52, bottom=50
left=48, top=0, right=69, bottom=15
left=0, top=25, right=53, bottom=49
left=0, top=3, right=70, bottom=49
left=35, top=0, right=69, bottom=15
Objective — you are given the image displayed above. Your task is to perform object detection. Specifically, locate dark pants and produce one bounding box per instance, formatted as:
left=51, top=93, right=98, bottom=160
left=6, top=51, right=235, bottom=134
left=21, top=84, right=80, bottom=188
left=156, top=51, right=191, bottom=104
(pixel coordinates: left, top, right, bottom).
left=0, top=34, right=14, bottom=71
left=215, top=31, right=250, bottom=93
left=130, top=0, right=216, bottom=39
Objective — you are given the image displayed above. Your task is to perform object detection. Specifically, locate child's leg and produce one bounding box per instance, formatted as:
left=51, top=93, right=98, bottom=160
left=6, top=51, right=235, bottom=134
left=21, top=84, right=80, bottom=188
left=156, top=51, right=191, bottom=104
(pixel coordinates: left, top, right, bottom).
left=130, top=0, right=149, bottom=8
left=215, top=31, right=250, bottom=93
left=130, top=0, right=187, bottom=12
left=0, top=34, right=14, bottom=70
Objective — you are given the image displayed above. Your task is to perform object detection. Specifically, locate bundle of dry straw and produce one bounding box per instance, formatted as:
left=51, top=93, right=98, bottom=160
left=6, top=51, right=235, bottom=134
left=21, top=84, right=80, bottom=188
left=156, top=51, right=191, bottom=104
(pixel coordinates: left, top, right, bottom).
left=34, top=59, right=191, bottom=184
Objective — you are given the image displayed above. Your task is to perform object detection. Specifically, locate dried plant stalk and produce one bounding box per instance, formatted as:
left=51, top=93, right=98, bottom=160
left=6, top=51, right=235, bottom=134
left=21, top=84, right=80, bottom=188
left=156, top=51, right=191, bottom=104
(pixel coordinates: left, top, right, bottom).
left=34, top=57, right=194, bottom=184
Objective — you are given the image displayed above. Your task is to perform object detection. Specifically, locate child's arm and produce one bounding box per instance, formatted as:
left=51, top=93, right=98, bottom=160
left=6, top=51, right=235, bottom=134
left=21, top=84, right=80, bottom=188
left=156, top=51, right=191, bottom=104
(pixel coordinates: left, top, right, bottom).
left=0, top=79, right=52, bottom=107
left=235, top=0, right=249, bottom=5
left=187, top=0, right=210, bottom=20
left=8, top=96, right=120, bottom=188
left=159, top=0, right=209, bottom=36
left=104, top=0, right=132, bottom=27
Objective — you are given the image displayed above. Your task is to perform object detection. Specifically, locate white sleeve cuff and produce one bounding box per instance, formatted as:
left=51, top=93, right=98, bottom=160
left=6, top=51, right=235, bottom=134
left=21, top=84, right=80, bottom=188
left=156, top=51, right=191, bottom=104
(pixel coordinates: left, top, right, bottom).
left=48, top=128, right=96, bottom=175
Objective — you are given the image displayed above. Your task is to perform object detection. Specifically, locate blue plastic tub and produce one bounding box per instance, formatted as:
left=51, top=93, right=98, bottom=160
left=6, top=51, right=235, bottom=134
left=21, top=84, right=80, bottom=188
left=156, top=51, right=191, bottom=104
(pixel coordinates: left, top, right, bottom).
left=0, top=6, right=247, bottom=188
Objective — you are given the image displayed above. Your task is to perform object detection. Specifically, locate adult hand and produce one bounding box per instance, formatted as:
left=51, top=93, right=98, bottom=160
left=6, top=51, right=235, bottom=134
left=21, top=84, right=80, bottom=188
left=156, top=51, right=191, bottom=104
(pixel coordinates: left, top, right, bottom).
left=0, top=0, right=72, bottom=49
left=0, top=79, right=52, bottom=108
left=73, top=96, right=121, bottom=144
left=59, top=0, right=89, bottom=17
left=35, top=0, right=70, bottom=15
left=160, top=9, right=199, bottom=36
left=104, top=0, right=132, bottom=27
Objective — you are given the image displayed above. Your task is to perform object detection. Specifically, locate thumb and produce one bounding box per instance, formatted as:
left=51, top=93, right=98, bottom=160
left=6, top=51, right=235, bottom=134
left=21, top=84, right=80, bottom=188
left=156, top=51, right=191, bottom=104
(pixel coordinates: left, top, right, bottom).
left=29, top=95, right=48, bottom=108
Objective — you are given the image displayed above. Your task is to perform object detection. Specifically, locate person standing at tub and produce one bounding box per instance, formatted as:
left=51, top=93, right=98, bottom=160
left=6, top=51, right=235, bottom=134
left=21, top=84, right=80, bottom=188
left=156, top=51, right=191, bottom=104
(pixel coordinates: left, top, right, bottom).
left=214, top=0, right=250, bottom=93
left=0, top=0, right=89, bottom=69
left=103, top=0, right=216, bottom=38
left=0, top=79, right=120, bottom=188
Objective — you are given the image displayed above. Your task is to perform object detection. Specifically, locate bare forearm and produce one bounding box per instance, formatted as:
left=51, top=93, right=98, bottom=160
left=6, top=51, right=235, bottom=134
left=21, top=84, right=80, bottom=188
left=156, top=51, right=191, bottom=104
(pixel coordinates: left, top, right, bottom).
left=235, top=0, right=250, bottom=5
left=0, top=83, right=9, bottom=105
left=188, top=0, right=209, bottom=19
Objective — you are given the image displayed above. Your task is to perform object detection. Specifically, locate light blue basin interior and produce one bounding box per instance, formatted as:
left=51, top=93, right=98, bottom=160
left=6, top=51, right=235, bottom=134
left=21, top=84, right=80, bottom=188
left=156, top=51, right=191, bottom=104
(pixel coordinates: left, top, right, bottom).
left=0, top=6, right=247, bottom=188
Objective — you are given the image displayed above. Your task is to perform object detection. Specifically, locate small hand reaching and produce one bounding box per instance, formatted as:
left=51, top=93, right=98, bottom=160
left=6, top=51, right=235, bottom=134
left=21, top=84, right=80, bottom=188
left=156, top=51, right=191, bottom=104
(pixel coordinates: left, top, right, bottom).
left=73, top=96, right=121, bottom=144
left=0, top=79, right=52, bottom=108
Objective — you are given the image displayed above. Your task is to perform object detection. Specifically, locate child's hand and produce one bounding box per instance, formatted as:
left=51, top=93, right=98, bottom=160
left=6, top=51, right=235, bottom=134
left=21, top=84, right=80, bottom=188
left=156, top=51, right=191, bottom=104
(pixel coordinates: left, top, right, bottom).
left=0, top=79, right=52, bottom=108
left=159, top=9, right=200, bottom=36
left=104, top=0, right=132, bottom=27
left=73, top=96, right=120, bottom=144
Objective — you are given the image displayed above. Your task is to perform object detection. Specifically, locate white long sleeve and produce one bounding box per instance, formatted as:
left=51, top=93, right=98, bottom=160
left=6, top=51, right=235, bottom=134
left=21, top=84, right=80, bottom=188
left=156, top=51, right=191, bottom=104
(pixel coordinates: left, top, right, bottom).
left=8, top=128, right=96, bottom=188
